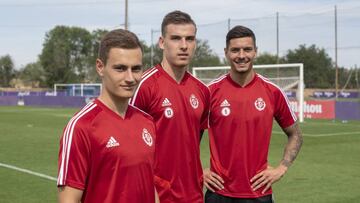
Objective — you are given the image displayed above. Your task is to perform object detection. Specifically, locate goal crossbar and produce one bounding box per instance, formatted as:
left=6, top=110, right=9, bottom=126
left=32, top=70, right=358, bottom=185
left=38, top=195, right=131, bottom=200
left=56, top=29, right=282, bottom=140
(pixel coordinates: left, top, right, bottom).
left=192, top=63, right=304, bottom=122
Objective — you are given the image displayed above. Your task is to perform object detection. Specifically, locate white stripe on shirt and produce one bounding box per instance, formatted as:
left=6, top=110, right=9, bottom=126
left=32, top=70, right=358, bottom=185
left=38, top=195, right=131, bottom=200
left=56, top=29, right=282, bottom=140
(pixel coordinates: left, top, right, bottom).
left=257, top=74, right=297, bottom=122
left=130, top=68, right=158, bottom=106
left=57, top=102, right=97, bottom=185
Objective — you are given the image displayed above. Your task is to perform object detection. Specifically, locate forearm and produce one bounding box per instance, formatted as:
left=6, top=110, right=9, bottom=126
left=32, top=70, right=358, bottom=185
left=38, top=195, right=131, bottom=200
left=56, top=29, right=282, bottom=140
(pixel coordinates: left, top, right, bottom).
left=155, top=187, right=160, bottom=203
left=58, top=186, right=83, bottom=203
left=280, top=123, right=303, bottom=168
left=250, top=123, right=303, bottom=193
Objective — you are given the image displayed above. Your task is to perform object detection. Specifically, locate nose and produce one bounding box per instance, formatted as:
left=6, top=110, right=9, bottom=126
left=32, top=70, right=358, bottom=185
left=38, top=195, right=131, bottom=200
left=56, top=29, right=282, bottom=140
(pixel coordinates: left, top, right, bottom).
left=180, top=38, right=188, bottom=50
left=238, top=49, right=246, bottom=58
left=124, top=69, right=135, bottom=83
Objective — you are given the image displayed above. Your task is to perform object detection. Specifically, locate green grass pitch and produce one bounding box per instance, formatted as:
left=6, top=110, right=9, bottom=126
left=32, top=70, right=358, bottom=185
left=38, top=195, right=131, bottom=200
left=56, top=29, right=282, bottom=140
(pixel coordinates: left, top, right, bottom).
left=0, top=106, right=359, bottom=203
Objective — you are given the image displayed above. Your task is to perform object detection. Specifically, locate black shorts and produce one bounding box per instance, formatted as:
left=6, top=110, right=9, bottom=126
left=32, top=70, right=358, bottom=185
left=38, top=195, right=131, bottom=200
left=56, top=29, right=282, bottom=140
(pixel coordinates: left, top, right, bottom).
left=205, top=190, right=274, bottom=203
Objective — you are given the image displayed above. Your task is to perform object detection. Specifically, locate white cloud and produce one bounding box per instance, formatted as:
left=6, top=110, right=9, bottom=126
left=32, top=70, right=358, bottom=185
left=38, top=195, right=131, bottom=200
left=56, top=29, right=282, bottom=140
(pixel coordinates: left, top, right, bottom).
left=0, top=0, right=359, bottom=68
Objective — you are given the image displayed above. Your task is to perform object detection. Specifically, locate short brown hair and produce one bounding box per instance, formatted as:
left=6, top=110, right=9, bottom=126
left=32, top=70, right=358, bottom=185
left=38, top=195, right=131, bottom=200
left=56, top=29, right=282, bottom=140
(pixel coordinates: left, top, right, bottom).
left=226, top=25, right=256, bottom=48
left=161, top=10, right=197, bottom=36
left=98, top=29, right=142, bottom=65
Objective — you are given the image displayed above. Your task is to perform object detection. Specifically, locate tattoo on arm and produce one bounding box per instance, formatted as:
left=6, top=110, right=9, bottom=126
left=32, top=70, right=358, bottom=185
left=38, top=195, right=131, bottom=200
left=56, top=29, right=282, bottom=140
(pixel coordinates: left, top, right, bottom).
left=281, top=123, right=303, bottom=168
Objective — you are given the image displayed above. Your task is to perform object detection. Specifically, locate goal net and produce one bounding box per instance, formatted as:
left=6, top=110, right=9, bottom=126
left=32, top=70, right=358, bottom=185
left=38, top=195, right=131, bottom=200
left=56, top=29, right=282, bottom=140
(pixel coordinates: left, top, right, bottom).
left=192, top=63, right=304, bottom=122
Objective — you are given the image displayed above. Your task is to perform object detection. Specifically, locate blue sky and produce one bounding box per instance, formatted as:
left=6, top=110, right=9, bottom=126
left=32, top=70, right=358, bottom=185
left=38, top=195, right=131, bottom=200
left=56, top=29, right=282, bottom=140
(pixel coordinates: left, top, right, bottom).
left=0, top=0, right=359, bottom=69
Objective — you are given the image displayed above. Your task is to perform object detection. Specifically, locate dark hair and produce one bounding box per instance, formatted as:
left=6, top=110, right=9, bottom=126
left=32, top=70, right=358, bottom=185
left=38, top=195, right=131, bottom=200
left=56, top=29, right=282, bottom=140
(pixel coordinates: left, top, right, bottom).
left=161, top=10, right=197, bottom=36
left=98, top=29, right=142, bottom=65
left=226, top=25, right=256, bottom=48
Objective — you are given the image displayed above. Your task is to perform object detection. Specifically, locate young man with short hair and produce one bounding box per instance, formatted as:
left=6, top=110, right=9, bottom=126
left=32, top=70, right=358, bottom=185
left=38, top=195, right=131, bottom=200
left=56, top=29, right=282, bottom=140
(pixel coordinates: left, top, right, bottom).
left=57, top=29, right=157, bottom=203
left=203, top=25, right=303, bottom=203
left=130, top=10, right=209, bottom=203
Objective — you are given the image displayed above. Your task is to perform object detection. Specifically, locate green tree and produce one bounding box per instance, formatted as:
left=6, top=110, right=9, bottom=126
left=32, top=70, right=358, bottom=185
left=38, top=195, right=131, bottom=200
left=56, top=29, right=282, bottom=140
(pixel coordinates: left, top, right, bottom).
left=19, top=62, right=46, bottom=87
left=0, top=55, right=15, bottom=87
left=190, top=39, right=223, bottom=71
left=40, top=26, right=93, bottom=86
left=284, top=44, right=334, bottom=88
left=338, top=67, right=359, bottom=89
left=143, top=42, right=162, bottom=70
left=255, top=52, right=284, bottom=65
left=86, top=29, right=109, bottom=83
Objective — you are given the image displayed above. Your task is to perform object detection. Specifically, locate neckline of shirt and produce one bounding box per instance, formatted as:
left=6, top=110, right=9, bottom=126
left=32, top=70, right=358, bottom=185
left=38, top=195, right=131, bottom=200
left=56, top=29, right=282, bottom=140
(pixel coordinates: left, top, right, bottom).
left=156, top=64, right=190, bottom=85
left=94, top=98, right=131, bottom=121
left=226, top=73, right=258, bottom=88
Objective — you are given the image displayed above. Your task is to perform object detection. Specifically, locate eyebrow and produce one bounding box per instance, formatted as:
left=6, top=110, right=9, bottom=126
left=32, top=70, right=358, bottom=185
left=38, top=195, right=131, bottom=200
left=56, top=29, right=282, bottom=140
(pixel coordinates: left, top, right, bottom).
left=112, top=64, right=127, bottom=69
left=230, top=46, right=254, bottom=50
left=169, top=34, right=196, bottom=38
left=112, top=64, right=143, bottom=69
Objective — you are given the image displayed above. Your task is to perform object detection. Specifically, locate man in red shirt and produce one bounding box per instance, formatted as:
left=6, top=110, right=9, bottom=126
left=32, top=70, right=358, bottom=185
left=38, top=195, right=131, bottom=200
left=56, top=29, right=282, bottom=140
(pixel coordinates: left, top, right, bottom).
left=57, top=29, right=157, bottom=203
left=130, top=10, right=209, bottom=203
left=203, top=25, right=303, bottom=203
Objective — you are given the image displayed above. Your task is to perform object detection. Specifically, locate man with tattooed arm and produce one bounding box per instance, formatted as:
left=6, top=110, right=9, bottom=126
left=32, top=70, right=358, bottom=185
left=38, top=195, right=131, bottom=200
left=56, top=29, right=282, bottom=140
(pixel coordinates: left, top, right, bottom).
left=203, top=25, right=303, bottom=203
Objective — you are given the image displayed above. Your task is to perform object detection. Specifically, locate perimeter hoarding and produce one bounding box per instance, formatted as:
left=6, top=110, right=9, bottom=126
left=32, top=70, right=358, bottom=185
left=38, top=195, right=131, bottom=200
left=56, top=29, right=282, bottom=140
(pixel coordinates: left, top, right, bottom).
left=290, top=100, right=335, bottom=119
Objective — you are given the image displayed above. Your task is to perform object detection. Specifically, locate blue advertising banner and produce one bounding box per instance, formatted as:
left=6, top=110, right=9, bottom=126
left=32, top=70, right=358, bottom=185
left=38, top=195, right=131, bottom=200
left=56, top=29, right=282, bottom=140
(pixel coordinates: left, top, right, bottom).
left=312, top=91, right=359, bottom=99
left=23, top=96, right=86, bottom=108
left=336, top=101, right=360, bottom=120
left=0, top=96, right=18, bottom=106
left=285, top=91, right=296, bottom=98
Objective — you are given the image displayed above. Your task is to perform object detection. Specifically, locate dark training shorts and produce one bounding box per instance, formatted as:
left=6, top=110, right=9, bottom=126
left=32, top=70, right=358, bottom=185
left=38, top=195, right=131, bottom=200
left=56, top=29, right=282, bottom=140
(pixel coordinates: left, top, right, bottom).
left=205, top=190, right=274, bottom=203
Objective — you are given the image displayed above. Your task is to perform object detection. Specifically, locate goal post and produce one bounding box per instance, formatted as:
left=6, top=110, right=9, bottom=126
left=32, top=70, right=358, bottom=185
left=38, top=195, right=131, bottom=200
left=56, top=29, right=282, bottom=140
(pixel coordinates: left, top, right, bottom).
left=192, top=63, right=304, bottom=122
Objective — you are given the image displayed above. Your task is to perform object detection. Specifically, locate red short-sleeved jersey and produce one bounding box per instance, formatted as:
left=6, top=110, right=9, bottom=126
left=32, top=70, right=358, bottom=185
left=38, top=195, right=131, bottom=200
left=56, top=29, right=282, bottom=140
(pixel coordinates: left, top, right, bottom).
left=57, top=99, right=156, bottom=203
left=130, top=64, right=210, bottom=203
left=208, top=73, right=296, bottom=198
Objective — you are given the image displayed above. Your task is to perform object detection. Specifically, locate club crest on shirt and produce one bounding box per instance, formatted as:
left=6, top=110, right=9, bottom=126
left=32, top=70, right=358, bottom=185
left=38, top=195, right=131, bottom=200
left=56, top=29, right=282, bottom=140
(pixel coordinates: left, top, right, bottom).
left=254, top=97, right=266, bottom=111
left=164, top=107, right=174, bottom=118
left=220, top=99, right=231, bottom=116
left=142, top=128, right=153, bottom=146
left=189, top=94, right=199, bottom=109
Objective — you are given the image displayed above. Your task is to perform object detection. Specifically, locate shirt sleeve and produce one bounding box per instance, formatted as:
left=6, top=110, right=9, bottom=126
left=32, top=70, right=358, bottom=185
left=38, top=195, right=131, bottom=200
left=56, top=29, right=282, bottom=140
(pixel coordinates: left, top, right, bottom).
left=200, top=86, right=211, bottom=130
left=57, top=122, right=91, bottom=190
left=274, top=88, right=297, bottom=129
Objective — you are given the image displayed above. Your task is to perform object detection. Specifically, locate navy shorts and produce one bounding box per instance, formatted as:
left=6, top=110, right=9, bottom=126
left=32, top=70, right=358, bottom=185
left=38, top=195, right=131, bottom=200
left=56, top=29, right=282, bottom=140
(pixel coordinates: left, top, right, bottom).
left=205, top=190, right=274, bottom=203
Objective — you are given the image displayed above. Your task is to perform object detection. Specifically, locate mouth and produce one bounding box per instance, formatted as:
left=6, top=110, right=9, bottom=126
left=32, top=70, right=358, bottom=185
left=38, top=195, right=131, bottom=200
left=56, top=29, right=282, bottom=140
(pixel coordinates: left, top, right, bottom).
left=120, top=85, right=136, bottom=90
left=178, top=53, right=189, bottom=57
left=234, top=59, right=248, bottom=66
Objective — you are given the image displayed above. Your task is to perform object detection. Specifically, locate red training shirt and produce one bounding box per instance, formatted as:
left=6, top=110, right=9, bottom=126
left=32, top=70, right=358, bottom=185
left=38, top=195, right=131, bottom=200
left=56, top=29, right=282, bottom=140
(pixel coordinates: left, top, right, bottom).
left=57, top=99, right=156, bottom=203
left=208, top=73, right=296, bottom=198
left=130, top=64, right=210, bottom=203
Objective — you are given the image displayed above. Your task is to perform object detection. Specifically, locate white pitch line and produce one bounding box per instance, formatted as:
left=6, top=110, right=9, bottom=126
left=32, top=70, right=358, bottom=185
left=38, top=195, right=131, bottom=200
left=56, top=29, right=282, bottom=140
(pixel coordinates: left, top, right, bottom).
left=0, top=162, right=57, bottom=182
left=302, top=122, right=359, bottom=127
left=303, top=132, right=360, bottom=137
left=272, top=131, right=360, bottom=137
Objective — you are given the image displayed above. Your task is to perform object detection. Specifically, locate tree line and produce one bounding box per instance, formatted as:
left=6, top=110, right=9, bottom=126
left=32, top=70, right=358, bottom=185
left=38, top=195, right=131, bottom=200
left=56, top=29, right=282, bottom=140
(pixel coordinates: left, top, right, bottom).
left=0, top=25, right=358, bottom=89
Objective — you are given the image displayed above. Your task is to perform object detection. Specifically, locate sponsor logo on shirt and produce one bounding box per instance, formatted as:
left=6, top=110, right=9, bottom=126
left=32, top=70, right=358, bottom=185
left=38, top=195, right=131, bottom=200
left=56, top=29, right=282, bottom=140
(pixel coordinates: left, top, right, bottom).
left=220, top=99, right=231, bottom=116
left=254, top=97, right=266, bottom=111
left=106, top=136, right=120, bottom=148
left=189, top=94, right=199, bottom=109
left=162, top=97, right=174, bottom=118
left=164, top=107, right=174, bottom=118
left=162, top=98, right=172, bottom=107
left=221, top=107, right=231, bottom=116
left=220, top=99, right=230, bottom=107
left=142, top=128, right=153, bottom=146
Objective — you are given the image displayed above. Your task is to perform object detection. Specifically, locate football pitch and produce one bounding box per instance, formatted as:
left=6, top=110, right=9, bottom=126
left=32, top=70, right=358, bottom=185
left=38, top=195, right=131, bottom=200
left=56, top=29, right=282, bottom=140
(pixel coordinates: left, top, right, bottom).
left=0, top=106, right=359, bottom=203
